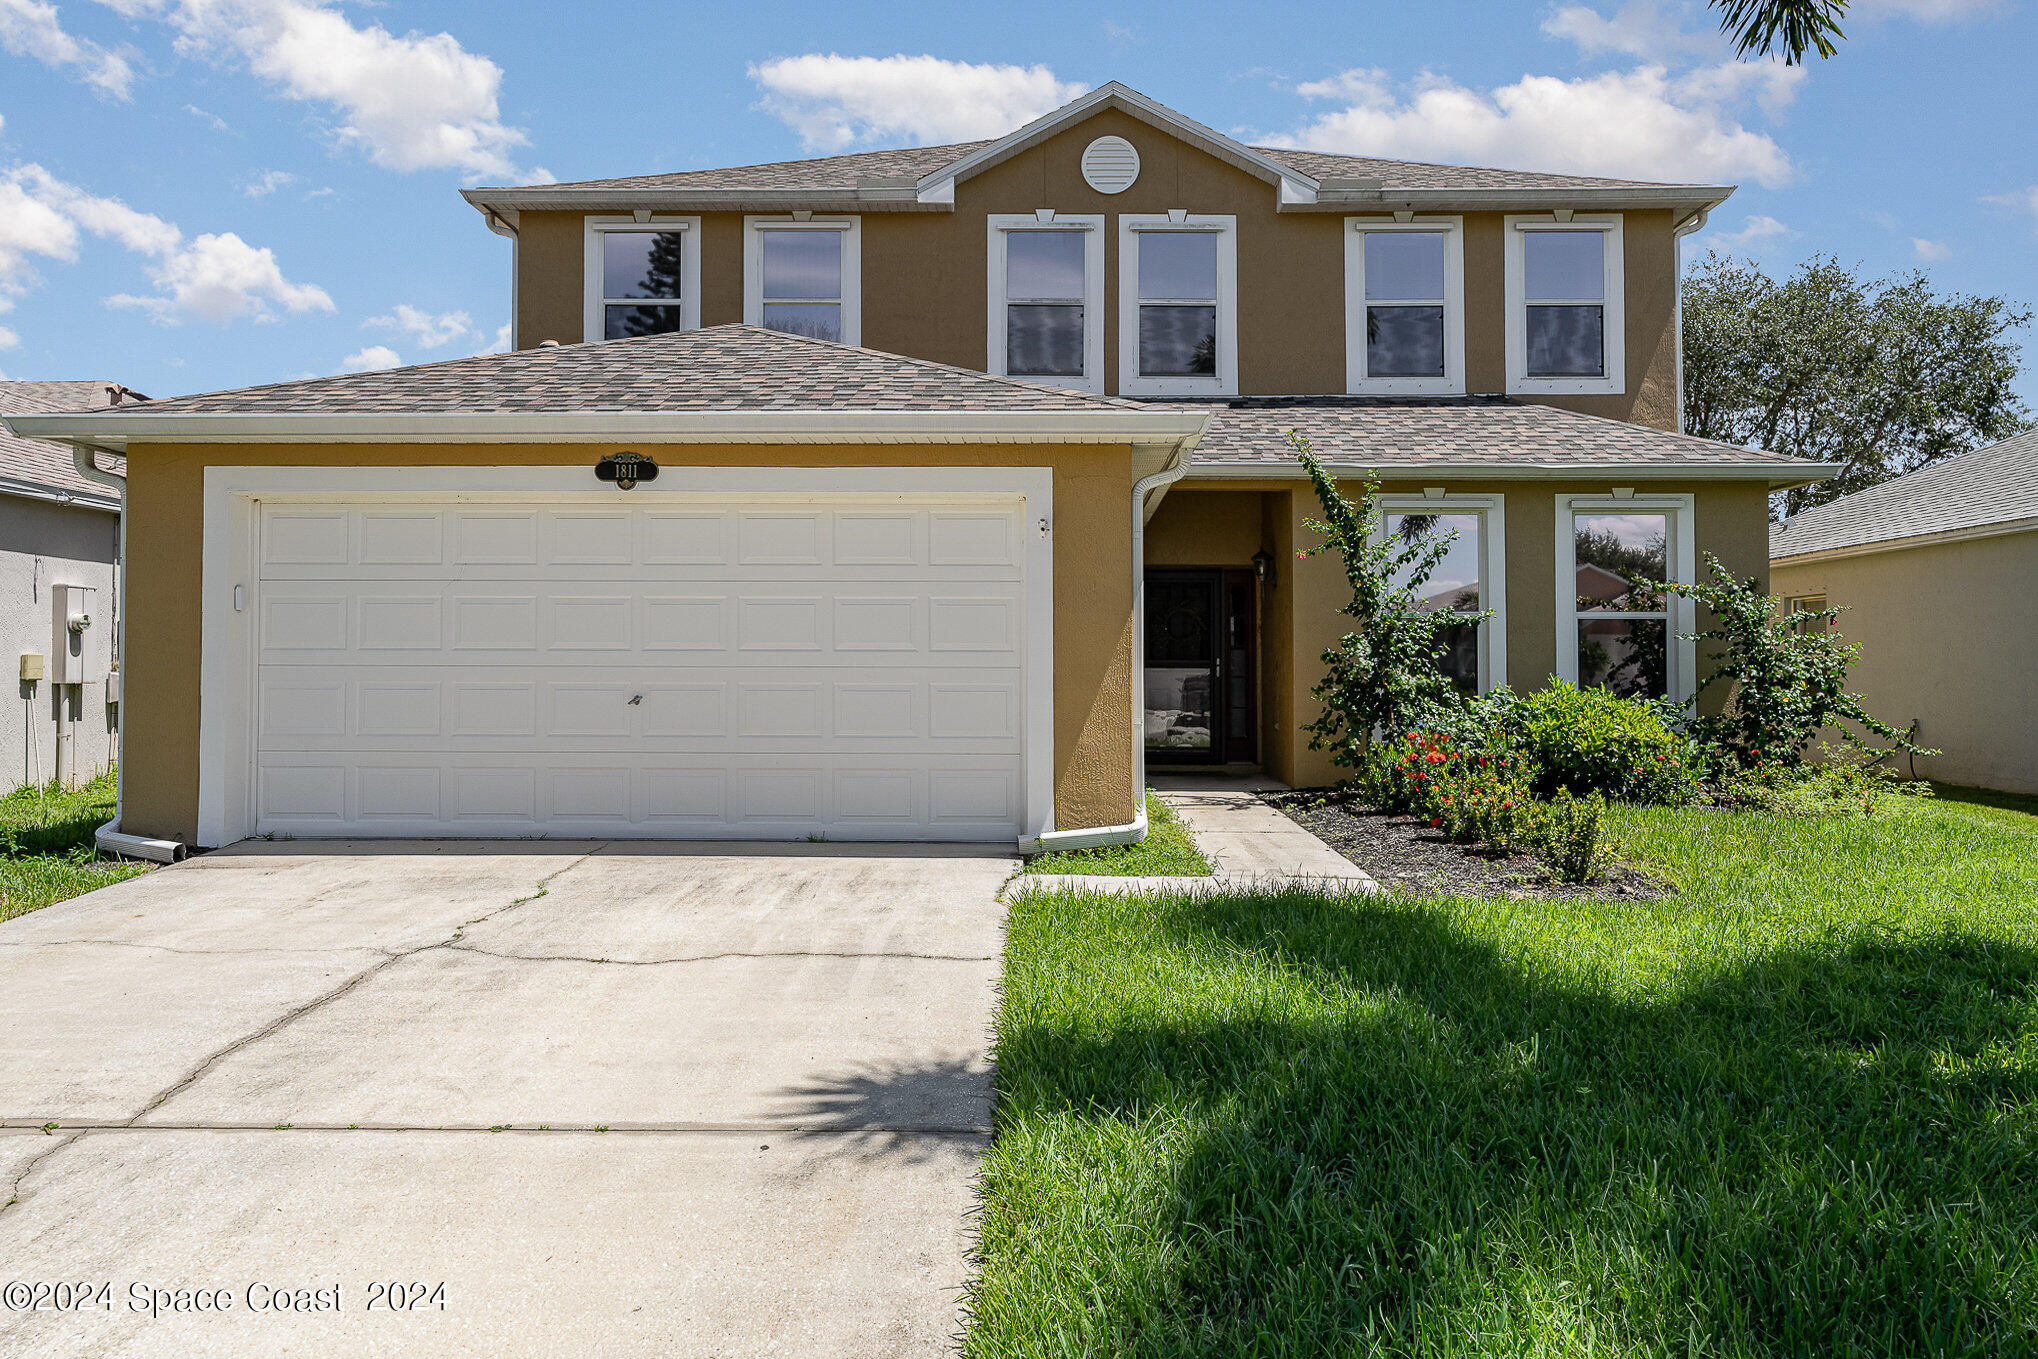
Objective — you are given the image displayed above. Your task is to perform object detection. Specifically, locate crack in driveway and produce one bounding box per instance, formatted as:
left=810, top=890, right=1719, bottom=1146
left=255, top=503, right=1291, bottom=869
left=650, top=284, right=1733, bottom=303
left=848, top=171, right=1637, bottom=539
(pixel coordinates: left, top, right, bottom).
left=0, top=845, right=611, bottom=1218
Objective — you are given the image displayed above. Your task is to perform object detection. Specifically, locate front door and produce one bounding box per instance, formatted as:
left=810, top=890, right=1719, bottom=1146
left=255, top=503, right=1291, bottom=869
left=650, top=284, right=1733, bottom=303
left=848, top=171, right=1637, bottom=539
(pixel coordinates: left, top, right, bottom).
left=1144, top=569, right=1255, bottom=765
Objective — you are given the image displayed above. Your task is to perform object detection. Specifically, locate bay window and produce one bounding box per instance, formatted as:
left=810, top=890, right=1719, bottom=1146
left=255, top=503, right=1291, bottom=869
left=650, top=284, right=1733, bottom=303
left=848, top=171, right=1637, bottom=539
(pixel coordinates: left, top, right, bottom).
left=986, top=215, right=1103, bottom=392
left=1379, top=493, right=1507, bottom=693
left=1555, top=494, right=1695, bottom=701
left=1117, top=215, right=1237, bottom=396
left=1505, top=215, right=1625, bottom=395
left=744, top=217, right=861, bottom=345
left=582, top=216, right=700, bottom=342
left=1345, top=218, right=1465, bottom=394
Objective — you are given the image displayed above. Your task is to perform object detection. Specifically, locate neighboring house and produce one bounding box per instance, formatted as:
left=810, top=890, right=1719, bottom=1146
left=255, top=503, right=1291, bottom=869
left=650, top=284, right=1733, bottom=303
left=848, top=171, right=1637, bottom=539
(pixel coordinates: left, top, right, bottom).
left=1771, top=430, right=2038, bottom=794
left=2, top=83, right=1824, bottom=853
left=0, top=381, right=132, bottom=790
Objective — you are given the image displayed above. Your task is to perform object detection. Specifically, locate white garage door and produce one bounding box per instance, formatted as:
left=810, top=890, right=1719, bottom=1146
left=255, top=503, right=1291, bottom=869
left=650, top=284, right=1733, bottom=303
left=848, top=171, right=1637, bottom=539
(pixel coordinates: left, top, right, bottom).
left=251, top=496, right=1028, bottom=840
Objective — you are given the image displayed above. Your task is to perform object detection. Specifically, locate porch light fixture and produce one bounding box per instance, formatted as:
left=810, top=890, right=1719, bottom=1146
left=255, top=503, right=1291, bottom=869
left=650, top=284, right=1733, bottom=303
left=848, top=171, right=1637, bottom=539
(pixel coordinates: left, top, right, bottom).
left=595, top=451, right=659, bottom=490
left=1252, top=549, right=1275, bottom=585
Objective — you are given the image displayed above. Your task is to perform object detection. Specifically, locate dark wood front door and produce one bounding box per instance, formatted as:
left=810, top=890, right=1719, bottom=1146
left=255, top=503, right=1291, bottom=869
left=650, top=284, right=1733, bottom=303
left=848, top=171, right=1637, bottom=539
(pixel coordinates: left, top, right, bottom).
left=1144, top=568, right=1256, bottom=764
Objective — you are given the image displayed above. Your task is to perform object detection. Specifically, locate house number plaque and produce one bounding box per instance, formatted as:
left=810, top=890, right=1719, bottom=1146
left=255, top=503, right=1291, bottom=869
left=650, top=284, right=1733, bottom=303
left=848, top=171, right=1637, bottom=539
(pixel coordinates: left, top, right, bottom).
left=595, top=452, right=659, bottom=490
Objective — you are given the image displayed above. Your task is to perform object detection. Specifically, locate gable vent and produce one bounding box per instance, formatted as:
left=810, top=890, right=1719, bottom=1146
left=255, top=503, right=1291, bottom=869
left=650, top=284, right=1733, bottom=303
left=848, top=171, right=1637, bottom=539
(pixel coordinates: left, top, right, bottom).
left=1081, top=136, right=1141, bottom=195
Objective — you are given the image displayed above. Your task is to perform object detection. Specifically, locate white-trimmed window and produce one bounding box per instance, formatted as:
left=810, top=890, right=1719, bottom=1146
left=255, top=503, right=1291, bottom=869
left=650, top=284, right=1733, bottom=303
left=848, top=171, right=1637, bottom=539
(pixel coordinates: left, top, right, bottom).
left=1505, top=215, right=1625, bottom=395
left=1379, top=492, right=1507, bottom=693
left=1555, top=493, right=1696, bottom=701
left=583, top=215, right=700, bottom=342
left=744, top=216, right=861, bottom=345
left=1117, top=214, right=1237, bottom=396
left=987, top=214, right=1104, bottom=393
left=1346, top=218, right=1465, bottom=394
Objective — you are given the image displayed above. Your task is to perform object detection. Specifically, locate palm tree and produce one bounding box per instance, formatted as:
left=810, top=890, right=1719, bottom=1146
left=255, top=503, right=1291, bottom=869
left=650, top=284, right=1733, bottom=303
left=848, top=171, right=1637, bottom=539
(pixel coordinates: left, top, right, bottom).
left=1712, top=0, right=1848, bottom=62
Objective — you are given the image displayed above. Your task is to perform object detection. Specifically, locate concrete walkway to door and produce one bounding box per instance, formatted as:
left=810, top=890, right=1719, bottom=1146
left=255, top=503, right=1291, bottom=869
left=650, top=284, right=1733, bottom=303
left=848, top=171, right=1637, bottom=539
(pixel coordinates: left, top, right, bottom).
left=0, top=840, right=1012, bottom=1357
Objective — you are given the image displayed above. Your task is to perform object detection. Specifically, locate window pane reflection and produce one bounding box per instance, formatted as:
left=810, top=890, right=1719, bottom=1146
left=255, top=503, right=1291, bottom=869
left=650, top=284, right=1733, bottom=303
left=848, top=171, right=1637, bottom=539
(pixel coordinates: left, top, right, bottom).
left=601, top=232, right=684, bottom=300
left=1574, top=513, right=1666, bottom=610
left=604, top=304, right=688, bottom=339
left=1365, top=232, right=1445, bottom=300
left=1367, top=306, right=1445, bottom=377
left=1524, top=231, right=1605, bottom=299
left=1527, top=305, right=1604, bottom=376
left=1007, top=304, right=1084, bottom=376
left=1144, top=667, right=1213, bottom=751
left=1138, top=232, right=1218, bottom=299
left=760, top=230, right=842, bottom=299
left=1579, top=618, right=1668, bottom=698
left=1139, top=306, right=1217, bottom=375
left=1006, top=231, right=1084, bottom=299
left=760, top=302, right=842, bottom=342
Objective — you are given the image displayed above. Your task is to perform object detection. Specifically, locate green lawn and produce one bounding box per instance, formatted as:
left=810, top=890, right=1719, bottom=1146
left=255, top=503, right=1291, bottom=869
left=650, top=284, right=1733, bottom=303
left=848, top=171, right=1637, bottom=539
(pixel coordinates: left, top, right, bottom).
left=1025, top=792, right=1211, bottom=876
left=1, top=771, right=153, bottom=923
left=973, top=791, right=2038, bottom=1357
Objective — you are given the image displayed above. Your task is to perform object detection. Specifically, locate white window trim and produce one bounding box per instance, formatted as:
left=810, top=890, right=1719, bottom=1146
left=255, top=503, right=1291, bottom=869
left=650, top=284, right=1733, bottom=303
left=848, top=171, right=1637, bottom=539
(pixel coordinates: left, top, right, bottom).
left=1116, top=214, right=1238, bottom=397
left=1345, top=217, right=1465, bottom=396
left=743, top=216, right=862, bottom=347
left=1377, top=492, right=1506, bottom=691
left=1505, top=214, right=1625, bottom=396
left=582, top=215, right=701, bottom=344
left=986, top=214, right=1105, bottom=395
left=1553, top=492, right=1696, bottom=703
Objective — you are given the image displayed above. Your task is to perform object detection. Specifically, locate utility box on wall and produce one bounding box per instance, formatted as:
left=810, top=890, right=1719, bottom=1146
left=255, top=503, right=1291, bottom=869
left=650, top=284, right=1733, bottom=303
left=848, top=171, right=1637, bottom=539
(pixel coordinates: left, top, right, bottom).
left=51, top=583, right=104, bottom=685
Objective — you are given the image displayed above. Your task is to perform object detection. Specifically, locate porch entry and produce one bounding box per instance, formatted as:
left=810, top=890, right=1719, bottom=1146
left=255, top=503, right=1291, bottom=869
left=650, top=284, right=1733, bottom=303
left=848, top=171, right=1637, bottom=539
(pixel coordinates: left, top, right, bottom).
left=1143, top=568, right=1255, bottom=764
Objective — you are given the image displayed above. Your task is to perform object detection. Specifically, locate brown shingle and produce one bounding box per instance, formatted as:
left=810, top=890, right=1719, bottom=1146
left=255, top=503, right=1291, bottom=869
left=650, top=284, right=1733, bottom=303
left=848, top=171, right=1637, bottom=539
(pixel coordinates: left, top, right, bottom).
left=0, top=381, right=130, bottom=501
left=1771, top=430, right=2038, bottom=558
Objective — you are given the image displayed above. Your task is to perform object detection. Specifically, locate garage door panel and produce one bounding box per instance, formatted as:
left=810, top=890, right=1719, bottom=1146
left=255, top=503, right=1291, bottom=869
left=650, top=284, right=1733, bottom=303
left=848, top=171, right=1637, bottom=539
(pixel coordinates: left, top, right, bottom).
left=253, top=496, right=1031, bottom=840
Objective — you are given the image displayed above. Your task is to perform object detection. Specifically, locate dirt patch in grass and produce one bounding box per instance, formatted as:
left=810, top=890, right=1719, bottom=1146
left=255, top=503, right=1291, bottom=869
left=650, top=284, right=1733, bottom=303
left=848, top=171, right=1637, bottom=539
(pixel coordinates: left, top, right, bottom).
left=1263, top=788, right=1671, bottom=901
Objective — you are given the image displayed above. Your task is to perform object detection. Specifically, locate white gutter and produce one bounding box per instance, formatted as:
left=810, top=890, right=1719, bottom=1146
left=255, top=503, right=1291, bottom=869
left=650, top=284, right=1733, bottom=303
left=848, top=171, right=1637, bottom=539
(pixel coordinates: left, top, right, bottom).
left=1020, top=444, right=1195, bottom=854
left=3, top=407, right=1214, bottom=452
left=63, top=443, right=186, bottom=864
left=1182, top=458, right=1839, bottom=489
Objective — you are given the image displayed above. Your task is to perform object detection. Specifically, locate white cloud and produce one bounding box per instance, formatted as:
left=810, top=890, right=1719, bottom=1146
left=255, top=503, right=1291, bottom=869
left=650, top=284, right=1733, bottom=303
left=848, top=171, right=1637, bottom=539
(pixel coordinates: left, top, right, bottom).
left=366, top=302, right=470, bottom=348
left=1711, top=213, right=1794, bottom=250
left=0, top=0, right=135, bottom=98
left=1541, top=1, right=1720, bottom=60
left=1272, top=61, right=1801, bottom=188
left=1, top=159, right=330, bottom=323
left=183, top=102, right=232, bottom=132
left=1910, top=237, right=1952, bottom=261
left=338, top=343, right=399, bottom=372
left=243, top=168, right=295, bottom=197
left=1852, top=0, right=2006, bottom=18
left=749, top=54, right=1087, bottom=150
left=1985, top=186, right=2038, bottom=225
left=475, top=321, right=510, bottom=355
left=0, top=323, right=17, bottom=349
left=109, top=230, right=333, bottom=322
left=113, top=0, right=532, bottom=179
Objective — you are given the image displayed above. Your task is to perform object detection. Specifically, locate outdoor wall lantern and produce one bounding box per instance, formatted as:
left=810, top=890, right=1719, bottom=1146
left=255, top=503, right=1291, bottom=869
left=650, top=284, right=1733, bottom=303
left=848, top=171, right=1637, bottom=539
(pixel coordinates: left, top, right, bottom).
left=595, top=451, right=659, bottom=490
left=1252, top=549, right=1275, bottom=585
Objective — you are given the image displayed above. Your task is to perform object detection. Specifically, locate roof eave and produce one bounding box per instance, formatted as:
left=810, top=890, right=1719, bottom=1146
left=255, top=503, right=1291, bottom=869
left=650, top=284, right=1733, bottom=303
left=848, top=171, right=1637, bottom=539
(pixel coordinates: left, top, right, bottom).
left=1186, top=458, right=1837, bottom=488
left=1289, top=184, right=1736, bottom=214
left=1773, top=513, right=2038, bottom=565
left=461, top=186, right=940, bottom=220
left=2, top=408, right=1213, bottom=453
left=0, top=472, right=120, bottom=511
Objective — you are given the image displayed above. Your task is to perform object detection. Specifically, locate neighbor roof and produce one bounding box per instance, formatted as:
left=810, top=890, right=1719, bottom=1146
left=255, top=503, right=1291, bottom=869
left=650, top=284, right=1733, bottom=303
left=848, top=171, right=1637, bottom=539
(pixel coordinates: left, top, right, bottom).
left=1771, top=429, right=2038, bottom=560
left=0, top=327, right=1210, bottom=453
left=0, top=381, right=131, bottom=507
left=463, top=81, right=1728, bottom=221
left=1171, top=397, right=1830, bottom=485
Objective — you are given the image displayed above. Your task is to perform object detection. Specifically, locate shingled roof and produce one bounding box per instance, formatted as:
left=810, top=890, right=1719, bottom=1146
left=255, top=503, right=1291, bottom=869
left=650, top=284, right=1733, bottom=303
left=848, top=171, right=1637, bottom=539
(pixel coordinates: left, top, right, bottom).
left=1172, top=397, right=1828, bottom=482
left=93, top=326, right=1149, bottom=417
left=1771, top=430, right=2038, bottom=560
left=0, top=381, right=130, bottom=506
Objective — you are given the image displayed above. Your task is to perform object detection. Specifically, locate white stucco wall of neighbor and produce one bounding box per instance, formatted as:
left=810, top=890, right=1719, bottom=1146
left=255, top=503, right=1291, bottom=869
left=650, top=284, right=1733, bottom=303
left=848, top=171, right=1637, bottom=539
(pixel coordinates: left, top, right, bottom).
left=1, top=495, right=120, bottom=790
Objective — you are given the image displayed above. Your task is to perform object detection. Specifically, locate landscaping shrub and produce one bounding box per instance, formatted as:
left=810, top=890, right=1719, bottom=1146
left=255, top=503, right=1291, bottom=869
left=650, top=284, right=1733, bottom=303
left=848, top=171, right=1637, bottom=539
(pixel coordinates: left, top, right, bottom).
left=1524, top=789, right=1610, bottom=883
left=1496, top=681, right=1700, bottom=804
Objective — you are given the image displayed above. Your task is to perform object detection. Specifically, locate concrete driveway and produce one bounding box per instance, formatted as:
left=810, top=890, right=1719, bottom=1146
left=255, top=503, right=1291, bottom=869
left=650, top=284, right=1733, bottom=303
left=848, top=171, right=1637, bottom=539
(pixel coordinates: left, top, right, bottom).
left=0, top=841, right=1012, bottom=1357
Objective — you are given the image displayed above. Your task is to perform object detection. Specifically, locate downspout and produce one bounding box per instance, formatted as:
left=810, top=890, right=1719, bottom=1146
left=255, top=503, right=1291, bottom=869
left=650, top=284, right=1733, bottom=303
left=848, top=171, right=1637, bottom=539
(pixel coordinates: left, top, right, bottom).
left=1019, top=438, right=1195, bottom=853
left=67, top=442, right=186, bottom=863
left=1671, top=205, right=1712, bottom=436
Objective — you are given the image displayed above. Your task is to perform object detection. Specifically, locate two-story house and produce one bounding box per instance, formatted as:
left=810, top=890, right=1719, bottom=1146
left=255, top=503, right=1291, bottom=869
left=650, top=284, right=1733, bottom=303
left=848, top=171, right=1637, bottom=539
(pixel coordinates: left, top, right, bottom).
left=5, top=83, right=1828, bottom=856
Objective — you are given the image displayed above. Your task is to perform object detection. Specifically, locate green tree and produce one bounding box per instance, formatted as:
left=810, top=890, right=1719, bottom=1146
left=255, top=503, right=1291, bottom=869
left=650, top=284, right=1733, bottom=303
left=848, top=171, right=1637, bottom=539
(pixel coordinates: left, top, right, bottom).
left=1710, top=0, right=1849, bottom=63
left=1683, top=253, right=2032, bottom=517
left=1292, top=434, right=1482, bottom=771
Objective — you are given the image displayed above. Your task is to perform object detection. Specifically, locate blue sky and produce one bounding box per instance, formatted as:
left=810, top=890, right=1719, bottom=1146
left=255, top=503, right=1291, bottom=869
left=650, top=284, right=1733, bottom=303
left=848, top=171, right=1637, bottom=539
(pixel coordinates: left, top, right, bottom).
left=1, top=0, right=2032, bottom=402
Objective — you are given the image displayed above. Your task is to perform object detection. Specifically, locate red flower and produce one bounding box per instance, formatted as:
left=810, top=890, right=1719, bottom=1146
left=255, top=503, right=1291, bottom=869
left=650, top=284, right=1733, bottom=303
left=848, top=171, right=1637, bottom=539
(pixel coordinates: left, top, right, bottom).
left=1431, top=817, right=1442, bottom=826
left=1425, top=751, right=1446, bottom=764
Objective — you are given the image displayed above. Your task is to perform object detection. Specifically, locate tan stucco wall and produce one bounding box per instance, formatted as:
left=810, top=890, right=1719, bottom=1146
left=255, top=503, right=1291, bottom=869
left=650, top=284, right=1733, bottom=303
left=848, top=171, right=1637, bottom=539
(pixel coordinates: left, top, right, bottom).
left=512, top=108, right=1682, bottom=427
left=119, top=442, right=1138, bottom=844
left=1149, top=476, right=1773, bottom=786
left=1773, top=532, right=2038, bottom=794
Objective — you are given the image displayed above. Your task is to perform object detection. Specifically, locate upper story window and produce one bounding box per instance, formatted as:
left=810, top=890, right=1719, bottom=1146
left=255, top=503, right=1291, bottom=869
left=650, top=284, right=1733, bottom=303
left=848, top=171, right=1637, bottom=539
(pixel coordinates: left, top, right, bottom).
left=583, top=216, right=700, bottom=342
left=1345, top=217, right=1465, bottom=395
left=1380, top=493, right=1507, bottom=693
left=1118, top=215, right=1237, bottom=396
left=1505, top=215, right=1625, bottom=395
left=987, top=215, right=1104, bottom=393
left=1555, top=493, right=1695, bottom=702
left=744, top=217, right=862, bottom=345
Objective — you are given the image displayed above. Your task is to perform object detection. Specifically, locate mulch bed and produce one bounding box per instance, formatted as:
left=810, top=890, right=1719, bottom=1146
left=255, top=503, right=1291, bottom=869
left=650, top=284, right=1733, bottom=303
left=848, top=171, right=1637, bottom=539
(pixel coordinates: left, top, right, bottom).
left=1262, top=789, right=1673, bottom=901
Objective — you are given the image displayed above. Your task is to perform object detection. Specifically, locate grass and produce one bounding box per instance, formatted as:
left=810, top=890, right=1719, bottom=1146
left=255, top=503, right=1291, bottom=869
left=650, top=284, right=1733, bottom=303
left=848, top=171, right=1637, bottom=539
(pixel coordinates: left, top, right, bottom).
left=0, top=771, right=152, bottom=923
left=1025, top=792, right=1211, bottom=876
left=972, top=792, right=2038, bottom=1357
